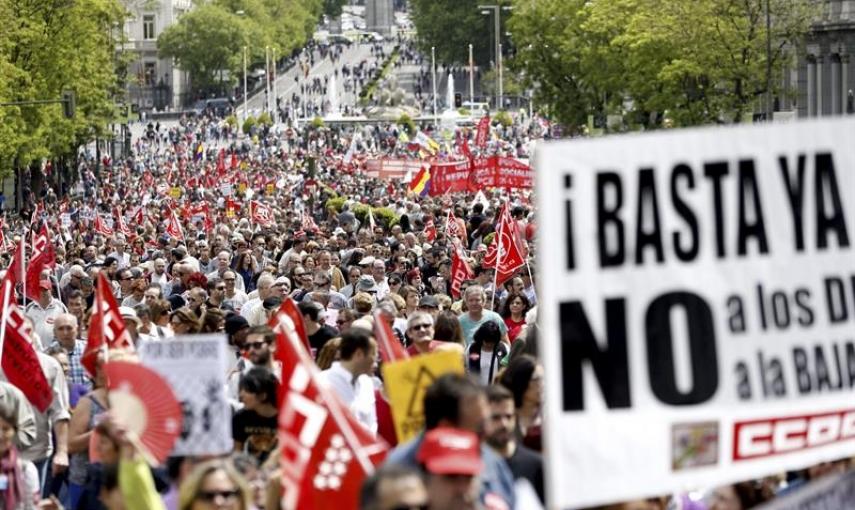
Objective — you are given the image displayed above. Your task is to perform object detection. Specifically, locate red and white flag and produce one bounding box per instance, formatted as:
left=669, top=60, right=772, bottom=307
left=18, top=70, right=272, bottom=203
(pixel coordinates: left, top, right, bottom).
left=475, top=115, right=491, bottom=148
left=225, top=197, right=241, bottom=218
left=373, top=311, right=408, bottom=363
left=185, top=203, right=214, bottom=232
left=30, top=202, right=45, bottom=227
left=113, top=208, right=133, bottom=238
left=482, top=205, right=526, bottom=286
left=164, top=207, right=185, bottom=241
left=445, top=210, right=464, bottom=240
left=269, top=305, right=388, bottom=510
left=131, top=206, right=145, bottom=226
left=249, top=201, right=274, bottom=227
left=82, top=273, right=133, bottom=377
left=94, top=214, right=113, bottom=237
left=0, top=272, right=54, bottom=412
left=450, top=245, right=474, bottom=299
left=424, top=220, right=436, bottom=242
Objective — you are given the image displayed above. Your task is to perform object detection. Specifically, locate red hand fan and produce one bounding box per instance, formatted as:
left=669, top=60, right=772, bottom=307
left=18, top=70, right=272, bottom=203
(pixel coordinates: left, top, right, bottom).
left=105, top=361, right=183, bottom=464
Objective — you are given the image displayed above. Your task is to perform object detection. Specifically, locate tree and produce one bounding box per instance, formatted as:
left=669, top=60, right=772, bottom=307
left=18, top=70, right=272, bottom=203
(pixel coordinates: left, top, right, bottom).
left=409, top=0, right=507, bottom=66
left=158, top=4, right=248, bottom=97
left=0, top=0, right=127, bottom=180
left=508, top=0, right=815, bottom=129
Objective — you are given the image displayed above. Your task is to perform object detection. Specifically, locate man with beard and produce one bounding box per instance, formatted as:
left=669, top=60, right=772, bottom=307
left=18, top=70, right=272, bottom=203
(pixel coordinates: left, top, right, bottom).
left=484, top=385, right=544, bottom=504
left=227, top=325, right=278, bottom=402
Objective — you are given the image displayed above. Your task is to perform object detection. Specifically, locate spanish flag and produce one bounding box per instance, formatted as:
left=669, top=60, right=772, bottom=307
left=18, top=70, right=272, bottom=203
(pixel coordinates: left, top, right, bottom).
left=194, top=142, right=204, bottom=162
left=408, top=166, right=431, bottom=197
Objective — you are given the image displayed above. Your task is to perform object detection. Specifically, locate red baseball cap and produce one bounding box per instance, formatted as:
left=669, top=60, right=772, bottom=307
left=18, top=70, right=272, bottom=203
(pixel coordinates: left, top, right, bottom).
left=416, top=427, right=483, bottom=476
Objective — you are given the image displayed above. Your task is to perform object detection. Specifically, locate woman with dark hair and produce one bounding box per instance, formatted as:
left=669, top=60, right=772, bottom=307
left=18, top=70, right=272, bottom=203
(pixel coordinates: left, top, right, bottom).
left=433, top=310, right=464, bottom=345
left=464, top=321, right=509, bottom=385
left=232, top=252, right=257, bottom=293
left=397, top=285, right=420, bottom=318
left=499, top=293, right=531, bottom=344
left=498, top=354, right=544, bottom=451
left=232, top=368, right=279, bottom=463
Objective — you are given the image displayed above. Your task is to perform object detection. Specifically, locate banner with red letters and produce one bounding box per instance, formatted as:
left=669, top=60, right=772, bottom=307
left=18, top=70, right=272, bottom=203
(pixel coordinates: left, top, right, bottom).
left=429, top=157, right=532, bottom=196
left=535, top=118, right=855, bottom=508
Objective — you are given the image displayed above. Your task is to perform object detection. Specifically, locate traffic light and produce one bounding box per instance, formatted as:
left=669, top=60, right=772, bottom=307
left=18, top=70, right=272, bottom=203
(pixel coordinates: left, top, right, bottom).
left=454, top=93, right=462, bottom=109
left=62, top=90, right=75, bottom=119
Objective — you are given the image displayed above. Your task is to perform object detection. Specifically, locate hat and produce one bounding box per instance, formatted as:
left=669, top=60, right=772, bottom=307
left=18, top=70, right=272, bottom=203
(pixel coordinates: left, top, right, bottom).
left=359, top=256, right=375, bottom=267
left=224, top=314, right=249, bottom=336
left=416, top=427, right=483, bottom=476
left=418, top=295, right=439, bottom=309
left=38, top=280, right=52, bottom=291
left=356, top=275, right=379, bottom=293
left=118, top=306, right=142, bottom=326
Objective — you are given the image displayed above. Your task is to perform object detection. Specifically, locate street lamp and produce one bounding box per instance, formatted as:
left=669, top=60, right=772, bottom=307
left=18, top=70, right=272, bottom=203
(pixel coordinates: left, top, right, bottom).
left=478, top=4, right=512, bottom=110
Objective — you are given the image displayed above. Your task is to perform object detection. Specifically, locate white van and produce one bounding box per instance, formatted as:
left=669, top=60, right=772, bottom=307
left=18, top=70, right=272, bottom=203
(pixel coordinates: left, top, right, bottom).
left=462, top=101, right=490, bottom=116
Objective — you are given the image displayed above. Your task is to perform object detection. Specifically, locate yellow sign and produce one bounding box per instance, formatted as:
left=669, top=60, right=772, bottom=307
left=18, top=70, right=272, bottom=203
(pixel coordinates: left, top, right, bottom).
left=238, top=182, right=247, bottom=194
left=381, top=349, right=464, bottom=442
left=266, top=183, right=274, bottom=195
left=170, top=187, right=182, bottom=199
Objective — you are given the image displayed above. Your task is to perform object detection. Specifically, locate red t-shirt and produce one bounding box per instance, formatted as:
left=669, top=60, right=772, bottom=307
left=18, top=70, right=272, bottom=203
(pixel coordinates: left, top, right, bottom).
left=406, top=340, right=444, bottom=356
left=505, top=316, right=526, bottom=344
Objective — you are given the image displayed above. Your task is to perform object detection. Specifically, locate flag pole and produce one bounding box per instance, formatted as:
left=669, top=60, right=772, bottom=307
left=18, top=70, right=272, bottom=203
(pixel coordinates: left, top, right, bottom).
left=490, top=202, right=505, bottom=310
left=0, top=281, right=12, bottom=359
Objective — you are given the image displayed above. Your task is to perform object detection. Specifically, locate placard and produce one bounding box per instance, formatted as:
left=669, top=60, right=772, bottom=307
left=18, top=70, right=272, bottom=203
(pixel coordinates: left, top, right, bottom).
left=138, top=335, right=232, bottom=456
left=381, top=350, right=465, bottom=442
left=535, top=118, right=855, bottom=508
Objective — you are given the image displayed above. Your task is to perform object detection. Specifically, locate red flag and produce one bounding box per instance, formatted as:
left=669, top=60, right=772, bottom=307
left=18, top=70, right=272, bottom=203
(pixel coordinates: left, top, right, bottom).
left=114, top=208, right=133, bottom=238
left=217, top=149, right=226, bottom=176
left=273, top=298, right=312, bottom=356
left=0, top=273, right=54, bottom=412
left=461, top=136, right=473, bottom=161
left=23, top=235, right=48, bottom=303
left=445, top=210, right=463, bottom=240
left=229, top=152, right=238, bottom=170
left=450, top=245, right=474, bottom=299
left=249, top=201, right=274, bottom=227
left=94, top=214, right=113, bottom=237
left=482, top=205, right=526, bottom=286
left=186, top=204, right=213, bottom=232
left=82, top=273, right=133, bottom=377
left=269, top=305, right=388, bottom=509
left=32, top=223, right=56, bottom=269
left=225, top=197, right=241, bottom=218
left=131, top=206, right=144, bottom=225
left=373, top=311, right=408, bottom=363
left=142, top=171, right=154, bottom=187
left=475, top=115, right=490, bottom=148
left=30, top=202, right=44, bottom=227
left=424, top=220, right=436, bottom=242
left=163, top=207, right=185, bottom=241
left=6, top=240, right=26, bottom=285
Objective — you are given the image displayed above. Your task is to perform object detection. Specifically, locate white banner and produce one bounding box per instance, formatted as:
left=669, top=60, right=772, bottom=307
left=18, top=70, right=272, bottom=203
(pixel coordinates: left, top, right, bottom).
left=535, top=118, right=855, bottom=509
left=139, top=335, right=232, bottom=456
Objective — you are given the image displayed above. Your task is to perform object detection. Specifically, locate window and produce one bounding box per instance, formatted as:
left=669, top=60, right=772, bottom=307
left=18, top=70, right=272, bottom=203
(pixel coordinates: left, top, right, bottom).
left=143, top=15, right=155, bottom=40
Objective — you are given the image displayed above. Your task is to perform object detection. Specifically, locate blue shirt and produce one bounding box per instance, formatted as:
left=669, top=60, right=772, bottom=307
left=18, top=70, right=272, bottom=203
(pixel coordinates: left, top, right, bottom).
left=49, top=339, right=91, bottom=390
left=459, top=310, right=508, bottom=346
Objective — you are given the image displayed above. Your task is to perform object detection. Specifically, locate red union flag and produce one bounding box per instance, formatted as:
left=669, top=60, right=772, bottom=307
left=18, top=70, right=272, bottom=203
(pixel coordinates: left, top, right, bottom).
left=475, top=115, right=490, bottom=148
left=94, top=214, right=113, bottom=237
left=186, top=203, right=213, bottom=232
left=445, top=210, right=464, bottom=240
left=269, top=306, right=387, bottom=510
left=82, top=273, right=133, bottom=377
left=113, top=208, right=133, bottom=238
left=424, top=220, right=436, bottom=242
left=450, top=245, right=474, bottom=298
left=250, top=200, right=274, bottom=227
left=0, top=273, right=54, bottom=412
left=131, top=206, right=145, bottom=226
left=164, top=206, right=185, bottom=241
left=373, top=311, right=408, bottom=363
left=482, top=205, right=526, bottom=286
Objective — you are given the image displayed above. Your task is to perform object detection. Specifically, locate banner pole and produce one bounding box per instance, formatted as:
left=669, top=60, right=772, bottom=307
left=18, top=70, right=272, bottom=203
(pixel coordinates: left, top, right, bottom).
left=0, top=281, right=12, bottom=359
left=490, top=202, right=505, bottom=310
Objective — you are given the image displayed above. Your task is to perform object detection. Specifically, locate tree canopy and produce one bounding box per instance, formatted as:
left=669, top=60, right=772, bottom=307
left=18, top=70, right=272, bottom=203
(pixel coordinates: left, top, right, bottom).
left=409, top=0, right=510, bottom=66
left=508, top=0, right=815, bottom=130
left=0, top=0, right=127, bottom=178
left=159, top=0, right=323, bottom=96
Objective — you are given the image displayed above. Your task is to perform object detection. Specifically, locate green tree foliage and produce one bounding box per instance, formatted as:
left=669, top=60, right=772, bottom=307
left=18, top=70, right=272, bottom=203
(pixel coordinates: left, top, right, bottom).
left=159, top=0, right=323, bottom=96
left=0, top=0, right=127, bottom=178
left=509, top=0, right=815, bottom=129
left=409, top=0, right=509, bottom=66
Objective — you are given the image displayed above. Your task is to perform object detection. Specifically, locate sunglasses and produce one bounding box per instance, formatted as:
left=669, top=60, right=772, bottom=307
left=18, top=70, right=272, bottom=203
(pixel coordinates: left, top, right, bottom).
left=390, top=506, right=428, bottom=510
left=244, top=341, right=266, bottom=350
left=409, top=323, right=431, bottom=331
left=196, top=490, right=239, bottom=502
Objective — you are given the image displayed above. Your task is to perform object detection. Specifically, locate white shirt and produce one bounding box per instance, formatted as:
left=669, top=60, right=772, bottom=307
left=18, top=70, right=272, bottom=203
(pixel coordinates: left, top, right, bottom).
left=319, top=362, right=377, bottom=436
left=240, top=297, right=265, bottom=326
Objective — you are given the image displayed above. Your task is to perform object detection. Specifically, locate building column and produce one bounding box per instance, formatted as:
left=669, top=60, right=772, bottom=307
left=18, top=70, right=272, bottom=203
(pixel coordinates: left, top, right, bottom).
left=842, top=55, right=850, bottom=113
left=816, top=56, right=824, bottom=116
left=831, top=56, right=840, bottom=114
left=807, top=58, right=816, bottom=117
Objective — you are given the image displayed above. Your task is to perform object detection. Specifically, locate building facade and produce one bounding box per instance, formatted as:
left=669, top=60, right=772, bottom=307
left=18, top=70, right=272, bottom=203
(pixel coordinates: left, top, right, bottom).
left=366, top=0, right=394, bottom=36
left=122, top=0, right=193, bottom=111
left=796, top=0, right=855, bottom=117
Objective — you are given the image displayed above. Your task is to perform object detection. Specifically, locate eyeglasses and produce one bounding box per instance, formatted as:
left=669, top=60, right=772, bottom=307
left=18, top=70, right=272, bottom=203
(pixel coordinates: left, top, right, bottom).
left=196, top=490, right=240, bottom=502
left=224, top=278, right=236, bottom=282
left=244, top=341, right=266, bottom=350
left=216, top=286, right=226, bottom=291
left=409, top=323, right=432, bottom=331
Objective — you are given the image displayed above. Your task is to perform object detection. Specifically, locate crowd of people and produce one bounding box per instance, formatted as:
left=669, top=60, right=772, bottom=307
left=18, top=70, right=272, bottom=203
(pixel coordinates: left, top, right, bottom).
left=0, top=38, right=850, bottom=510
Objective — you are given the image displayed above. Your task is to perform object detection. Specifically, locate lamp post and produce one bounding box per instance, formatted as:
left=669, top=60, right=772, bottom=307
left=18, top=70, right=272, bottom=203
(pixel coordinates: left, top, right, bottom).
left=243, top=46, right=248, bottom=123
left=265, top=45, right=270, bottom=113
left=469, top=43, right=475, bottom=106
left=478, top=4, right=512, bottom=110
left=432, top=46, right=438, bottom=123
